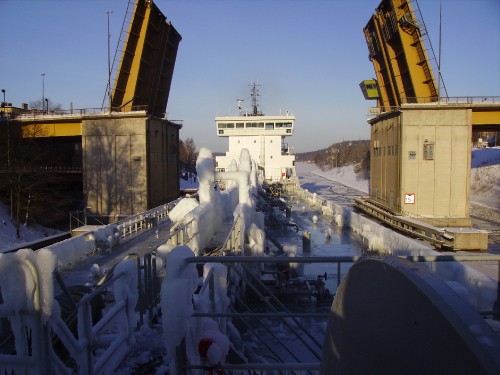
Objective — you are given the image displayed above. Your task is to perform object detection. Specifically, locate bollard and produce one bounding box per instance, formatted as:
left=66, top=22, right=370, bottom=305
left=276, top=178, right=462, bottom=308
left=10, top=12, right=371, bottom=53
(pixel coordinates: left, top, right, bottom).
left=303, top=230, right=311, bottom=253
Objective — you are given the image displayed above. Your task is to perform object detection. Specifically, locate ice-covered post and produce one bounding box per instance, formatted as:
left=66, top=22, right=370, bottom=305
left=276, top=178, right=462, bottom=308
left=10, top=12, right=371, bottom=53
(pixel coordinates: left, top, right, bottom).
left=112, top=258, right=138, bottom=342
left=197, top=147, right=216, bottom=205
left=214, top=170, right=250, bottom=205
left=161, top=246, right=199, bottom=375
left=204, top=263, right=230, bottom=335
left=0, top=249, right=56, bottom=375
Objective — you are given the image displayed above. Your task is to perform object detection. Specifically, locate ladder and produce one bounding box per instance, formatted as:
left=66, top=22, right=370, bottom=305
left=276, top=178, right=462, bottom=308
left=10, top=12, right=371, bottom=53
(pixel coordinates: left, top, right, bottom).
left=409, top=0, right=448, bottom=99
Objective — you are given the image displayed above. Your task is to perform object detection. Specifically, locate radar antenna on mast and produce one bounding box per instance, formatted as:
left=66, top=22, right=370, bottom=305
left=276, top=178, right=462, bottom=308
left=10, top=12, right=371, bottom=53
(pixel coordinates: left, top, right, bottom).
left=250, top=82, right=262, bottom=116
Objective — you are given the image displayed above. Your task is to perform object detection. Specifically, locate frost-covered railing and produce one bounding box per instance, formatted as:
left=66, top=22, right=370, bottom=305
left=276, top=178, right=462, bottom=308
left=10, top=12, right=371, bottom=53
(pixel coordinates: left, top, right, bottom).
left=0, top=251, right=138, bottom=375
left=116, top=203, right=173, bottom=239
left=219, top=212, right=245, bottom=255
left=166, top=217, right=197, bottom=248
left=50, top=201, right=178, bottom=269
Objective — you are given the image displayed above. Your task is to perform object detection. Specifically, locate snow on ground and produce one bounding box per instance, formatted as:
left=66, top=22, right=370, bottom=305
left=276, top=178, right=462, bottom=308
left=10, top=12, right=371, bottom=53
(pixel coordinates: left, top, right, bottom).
left=0, top=203, right=63, bottom=251
left=296, top=162, right=369, bottom=194
left=470, top=147, right=500, bottom=212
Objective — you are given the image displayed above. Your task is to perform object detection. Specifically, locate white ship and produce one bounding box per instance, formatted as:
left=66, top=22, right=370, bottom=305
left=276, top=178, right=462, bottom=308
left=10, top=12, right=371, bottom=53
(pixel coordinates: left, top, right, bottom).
left=215, top=83, right=296, bottom=182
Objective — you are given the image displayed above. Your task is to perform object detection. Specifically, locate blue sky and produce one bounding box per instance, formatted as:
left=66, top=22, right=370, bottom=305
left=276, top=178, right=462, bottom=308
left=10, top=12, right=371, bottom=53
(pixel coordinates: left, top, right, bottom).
left=1, top=0, right=499, bottom=153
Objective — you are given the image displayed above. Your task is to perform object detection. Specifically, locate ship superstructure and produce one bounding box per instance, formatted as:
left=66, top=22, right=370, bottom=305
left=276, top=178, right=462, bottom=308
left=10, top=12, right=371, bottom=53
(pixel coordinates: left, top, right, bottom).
left=215, top=84, right=295, bottom=181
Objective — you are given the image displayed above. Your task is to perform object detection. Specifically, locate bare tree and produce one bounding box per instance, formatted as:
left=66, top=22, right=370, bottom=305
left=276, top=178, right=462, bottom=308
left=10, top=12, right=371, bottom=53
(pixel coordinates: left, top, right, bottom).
left=182, top=137, right=197, bottom=173
left=29, top=98, right=63, bottom=113
left=5, top=122, right=50, bottom=237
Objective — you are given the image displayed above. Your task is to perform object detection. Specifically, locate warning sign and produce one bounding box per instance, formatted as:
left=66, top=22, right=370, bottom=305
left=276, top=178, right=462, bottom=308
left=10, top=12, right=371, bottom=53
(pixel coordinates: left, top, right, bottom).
left=404, top=193, right=415, bottom=204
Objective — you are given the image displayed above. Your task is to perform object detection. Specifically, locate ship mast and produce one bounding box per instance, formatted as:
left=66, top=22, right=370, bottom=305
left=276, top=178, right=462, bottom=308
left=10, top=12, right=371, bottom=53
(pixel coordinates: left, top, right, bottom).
left=250, top=82, right=262, bottom=116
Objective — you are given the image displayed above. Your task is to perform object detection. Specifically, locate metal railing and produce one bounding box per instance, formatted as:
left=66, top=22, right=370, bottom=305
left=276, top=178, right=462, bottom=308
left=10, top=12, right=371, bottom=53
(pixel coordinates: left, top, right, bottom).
left=13, top=106, right=184, bottom=124
left=374, top=96, right=500, bottom=114
left=0, top=164, right=82, bottom=174
left=13, top=106, right=149, bottom=120
left=179, top=254, right=500, bottom=374
left=218, top=212, right=245, bottom=255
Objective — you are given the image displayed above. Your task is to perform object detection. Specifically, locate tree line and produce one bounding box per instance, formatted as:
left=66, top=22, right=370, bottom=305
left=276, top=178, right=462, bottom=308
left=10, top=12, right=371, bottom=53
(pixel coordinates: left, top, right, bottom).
left=295, top=139, right=370, bottom=179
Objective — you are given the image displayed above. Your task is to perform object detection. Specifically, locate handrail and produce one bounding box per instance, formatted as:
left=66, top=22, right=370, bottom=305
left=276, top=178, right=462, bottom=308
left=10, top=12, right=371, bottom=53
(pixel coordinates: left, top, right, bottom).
left=13, top=106, right=149, bottom=119
left=370, top=96, right=500, bottom=115
left=186, top=254, right=500, bottom=264
left=218, top=212, right=244, bottom=255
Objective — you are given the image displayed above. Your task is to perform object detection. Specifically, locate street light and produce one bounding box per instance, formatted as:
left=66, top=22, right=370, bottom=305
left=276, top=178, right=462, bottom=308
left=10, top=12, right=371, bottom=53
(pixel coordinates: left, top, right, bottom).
left=107, top=10, right=113, bottom=112
left=1, top=88, right=12, bottom=218
left=41, top=73, right=45, bottom=113
left=1, top=89, right=5, bottom=119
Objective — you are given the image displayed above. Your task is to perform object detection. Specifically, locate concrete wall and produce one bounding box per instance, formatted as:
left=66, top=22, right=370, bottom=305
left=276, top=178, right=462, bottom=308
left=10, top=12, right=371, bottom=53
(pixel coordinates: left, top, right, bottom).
left=147, top=117, right=180, bottom=207
left=82, top=114, right=180, bottom=221
left=83, top=115, right=148, bottom=220
left=370, top=111, right=401, bottom=210
left=369, top=106, right=472, bottom=226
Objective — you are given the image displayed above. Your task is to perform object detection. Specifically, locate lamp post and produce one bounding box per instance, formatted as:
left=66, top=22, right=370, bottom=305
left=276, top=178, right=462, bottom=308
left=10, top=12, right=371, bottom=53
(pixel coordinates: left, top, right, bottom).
left=41, top=73, right=45, bottom=113
left=1, top=89, right=5, bottom=119
left=2, top=88, right=12, bottom=218
left=107, top=10, right=113, bottom=112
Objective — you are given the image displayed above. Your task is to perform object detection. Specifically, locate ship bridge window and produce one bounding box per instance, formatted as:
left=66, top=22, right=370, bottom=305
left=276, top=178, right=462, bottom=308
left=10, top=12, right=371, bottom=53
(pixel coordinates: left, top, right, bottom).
left=236, top=122, right=244, bottom=128
left=218, top=123, right=226, bottom=128
left=266, top=122, right=274, bottom=129
left=286, top=129, right=291, bottom=133
left=275, top=122, right=293, bottom=128
left=246, top=122, right=264, bottom=128
left=226, top=123, right=234, bottom=128
left=218, top=130, right=224, bottom=134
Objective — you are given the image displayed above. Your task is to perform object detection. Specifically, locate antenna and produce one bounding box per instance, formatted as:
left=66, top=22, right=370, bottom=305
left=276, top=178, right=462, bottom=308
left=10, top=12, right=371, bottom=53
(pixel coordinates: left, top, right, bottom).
left=250, top=82, right=261, bottom=115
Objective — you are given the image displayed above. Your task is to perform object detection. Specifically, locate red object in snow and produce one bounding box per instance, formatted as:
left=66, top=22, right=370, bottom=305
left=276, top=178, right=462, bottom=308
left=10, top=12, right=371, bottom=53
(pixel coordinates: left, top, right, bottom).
left=198, top=337, right=213, bottom=361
